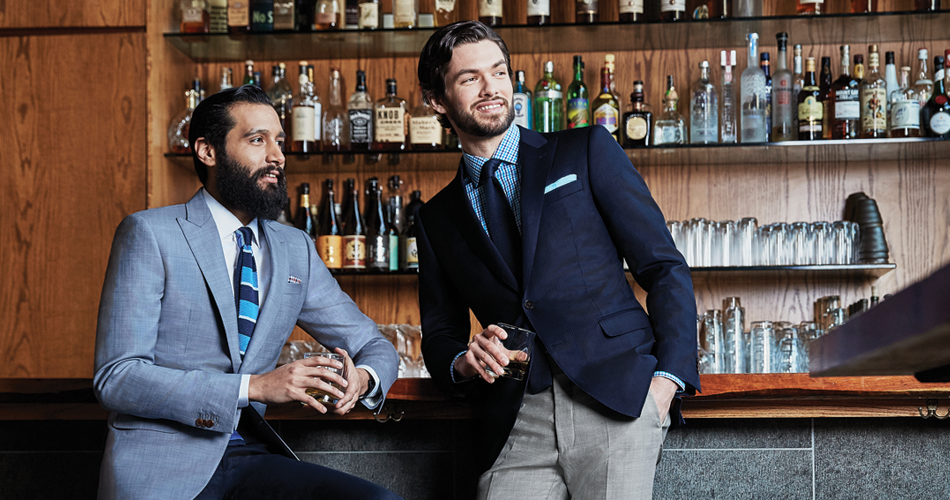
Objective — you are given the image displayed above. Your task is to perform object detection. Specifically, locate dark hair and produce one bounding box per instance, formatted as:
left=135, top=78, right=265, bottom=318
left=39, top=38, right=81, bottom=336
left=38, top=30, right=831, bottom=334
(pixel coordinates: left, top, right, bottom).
left=417, top=21, right=511, bottom=130
left=188, top=84, right=273, bottom=184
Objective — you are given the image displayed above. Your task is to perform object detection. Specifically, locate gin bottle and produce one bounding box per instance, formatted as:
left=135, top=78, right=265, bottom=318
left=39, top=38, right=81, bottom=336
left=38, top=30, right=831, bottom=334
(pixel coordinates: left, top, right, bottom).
left=534, top=61, right=563, bottom=132
left=653, top=75, right=685, bottom=145
left=720, top=50, right=737, bottom=143
left=512, top=70, right=533, bottom=130
left=740, top=33, right=768, bottom=143
left=689, top=61, right=718, bottom=144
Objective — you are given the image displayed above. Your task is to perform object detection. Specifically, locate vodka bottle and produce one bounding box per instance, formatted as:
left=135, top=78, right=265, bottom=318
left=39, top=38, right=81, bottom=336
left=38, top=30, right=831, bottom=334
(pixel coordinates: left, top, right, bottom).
left=740, top=33, right=768, bottom=143
left=772, top=33, right=795, bottom=142
left=690, top=61, right=718, bottom=144
left=720, top=50, right=737, bottom=143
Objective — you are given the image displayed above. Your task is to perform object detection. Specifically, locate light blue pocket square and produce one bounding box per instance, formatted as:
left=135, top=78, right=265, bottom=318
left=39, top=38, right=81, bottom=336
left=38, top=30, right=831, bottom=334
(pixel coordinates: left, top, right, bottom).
left=544, top=174, right=578, bottom=194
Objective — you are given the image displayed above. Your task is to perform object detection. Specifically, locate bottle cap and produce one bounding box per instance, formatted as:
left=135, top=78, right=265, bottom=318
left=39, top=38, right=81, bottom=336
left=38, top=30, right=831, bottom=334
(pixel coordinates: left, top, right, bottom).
left=919, top=48, right=928, bottom=59
left=885, top=51, right=895, bottom=65
left=544, top=61, right=554, bottom=73
left=699, top=60, right=709, bottom=69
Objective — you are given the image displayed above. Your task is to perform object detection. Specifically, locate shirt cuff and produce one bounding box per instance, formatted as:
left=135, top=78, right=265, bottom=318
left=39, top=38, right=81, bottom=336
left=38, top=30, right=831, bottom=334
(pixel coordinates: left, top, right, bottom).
left=238, top=374, right=250, bottom=408
left=653, top=371, right=686, bottom=392
left=450, top=350, right=478, bottom=384
left=356, top=364, right=382, bottom=409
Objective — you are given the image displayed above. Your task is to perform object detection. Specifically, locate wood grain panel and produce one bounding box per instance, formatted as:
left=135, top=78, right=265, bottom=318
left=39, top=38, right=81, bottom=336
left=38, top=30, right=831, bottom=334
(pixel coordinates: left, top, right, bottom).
left=0, top=33, right=147, bottom=378
left=0, top=0, right=144, bottom=29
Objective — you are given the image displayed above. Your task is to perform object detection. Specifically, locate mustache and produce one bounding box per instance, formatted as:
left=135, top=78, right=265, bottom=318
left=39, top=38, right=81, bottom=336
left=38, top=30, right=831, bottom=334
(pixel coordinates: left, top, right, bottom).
left=252, top=165, right=286, bottom=184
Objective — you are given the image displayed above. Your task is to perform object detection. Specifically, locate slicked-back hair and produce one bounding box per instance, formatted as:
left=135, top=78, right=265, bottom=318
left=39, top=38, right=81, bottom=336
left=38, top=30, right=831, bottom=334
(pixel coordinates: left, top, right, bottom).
left=417, top=21, right=512, bottom=130
left=188, top=84, right=273, bottom=184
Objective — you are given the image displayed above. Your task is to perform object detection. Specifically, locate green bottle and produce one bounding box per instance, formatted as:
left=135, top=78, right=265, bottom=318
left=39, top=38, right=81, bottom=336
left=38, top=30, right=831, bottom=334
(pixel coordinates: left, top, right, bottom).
left=534, top=61, right=563, bottom=133
left=566, top=55, right=590, bottom=129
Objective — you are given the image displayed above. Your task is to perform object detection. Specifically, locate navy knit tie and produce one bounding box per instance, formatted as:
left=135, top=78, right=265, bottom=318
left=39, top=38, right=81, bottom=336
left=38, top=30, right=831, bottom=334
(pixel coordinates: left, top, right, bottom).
left=479, top=158, right=522, bottom=282
left=235, top=227, right=259, bottom=357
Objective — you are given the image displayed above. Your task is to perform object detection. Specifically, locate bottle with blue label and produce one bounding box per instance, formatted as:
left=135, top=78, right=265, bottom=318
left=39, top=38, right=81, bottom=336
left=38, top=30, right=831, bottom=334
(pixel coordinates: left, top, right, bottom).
left=513, top=70, right=533, bottom=130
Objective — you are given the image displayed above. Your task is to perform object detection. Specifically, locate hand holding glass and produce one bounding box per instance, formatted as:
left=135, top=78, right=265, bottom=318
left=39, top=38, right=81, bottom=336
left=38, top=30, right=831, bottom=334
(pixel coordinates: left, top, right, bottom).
left=485, top=323, right=534, bottom=381
left=303, top=352, right=346, bottom=405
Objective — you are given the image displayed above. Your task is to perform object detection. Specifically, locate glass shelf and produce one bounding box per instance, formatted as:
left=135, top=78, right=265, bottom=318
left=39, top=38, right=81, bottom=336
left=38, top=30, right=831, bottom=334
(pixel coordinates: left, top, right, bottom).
left=687, top=263, right=896, bottom=279
left=164, top=11, right=950, bottom=62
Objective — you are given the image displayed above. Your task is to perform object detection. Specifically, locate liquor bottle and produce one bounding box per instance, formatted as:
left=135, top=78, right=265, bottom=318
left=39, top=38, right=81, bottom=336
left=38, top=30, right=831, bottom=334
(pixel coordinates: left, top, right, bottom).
left=273, top=0, right=294, bottom=29
left=317, top=179, right=343, bottom=269
left=303, top=64, right=323, bottom=147
left=268, top=63, right=294, bottom=135
left=792, top=44, right=804, bottom=134
left=358, top=0, right=380, bottom=28
left=277, top=196, right=294, bottom=227
left=513, top=70, right=533, bottom=130
left=168, top=89, right=199, bottom=153
left=315, top=0, right=342, bottom=29
left=341, top=179, right=366, bottom=271
left=208, top=0, right=227, bottom=33
left=760, top=52, right=772, bottom=141
left=591, top=67, right=621, bottom=141
left=854, top=54, right=865, bottom=82
left=409, top=98, right=442, bottom=150
left=534, top=61, right=563, bottom=133
left=603, top=54, right=620, bottom=98
left=819, top=56, right=833, bottom=139
left=401, top=190, right=424, bottom=271
left=653, top=75, right=686, bottom=145
left=661, top=0, right=686, bottom=21
left=435, top=0, right=459, bottom=26
left=935, top=55, right=946, bottom=91
left=922, top=55, right=950, bottom=138
left=250, top=0, right=274, bottom=31
left=242, top=60, right=256, bottom=86
left=363, top=178, right=389, bottom=271
left=689, top=61, right=719, bottom=144
left=228, top=0, right=251, bottom=32
left=393, top=0, right=419, bottom=28
left=889, top=66, right=921, bottom=138
left=219, top=67, right=233, bottom=92
left=295, top=183, right=317, bottom=239
left=850, top=0, right=876, bottom=12
left=181, top=0, right=211, bottom=33
left=296, top=0, right=315, bottom=30
left=798, top=57, right=823, bottom=140
left=577, top=0, right=599, bottom=23
left=831, top=45, right=860, bottom=140
left=344, top=0, right=359, bottom=29
left=527, top=0, right=550, bottom=24
left=740, top=33, right=768, bottom=143
left=622, top=80, right=653, bottom=147
left=772, top=33, right=795, bottom=142
left=292, top=73, right=319, bottom=153
left=478, top=0, right=503, bottom=26
left=567, top=56, right=590, bottom=129
left=721, top=50, right=737, bottom=143
left=374, top=79, right=408, bottom=151
left=912, top=49, right=933, bottom=106
left=914, top=0, right=940, bottom=10
left=323, top=68, right=349, bottom=151
left=619, top=0, right=644, bottom=21
left=386, top=176, right=403, bottom=272
left=860, top=45, right=887, bottom=139
left=348, top=70, right=373, bottom=151
left=884, top=51, right=899, bottom=120
left=797, top=0, right=822, bottom=15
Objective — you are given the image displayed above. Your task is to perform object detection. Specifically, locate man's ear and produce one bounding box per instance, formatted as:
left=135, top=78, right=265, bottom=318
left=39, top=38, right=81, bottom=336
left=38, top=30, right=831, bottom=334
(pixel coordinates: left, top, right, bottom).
left=427, top=93, right=448, bottom=116
left=195, top=138, right=216, bottom=167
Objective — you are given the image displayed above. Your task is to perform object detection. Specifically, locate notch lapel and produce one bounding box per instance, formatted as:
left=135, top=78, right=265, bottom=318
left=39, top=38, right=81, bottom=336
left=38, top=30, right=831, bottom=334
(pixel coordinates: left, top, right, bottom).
left=519, top=129, right=557, bottom=284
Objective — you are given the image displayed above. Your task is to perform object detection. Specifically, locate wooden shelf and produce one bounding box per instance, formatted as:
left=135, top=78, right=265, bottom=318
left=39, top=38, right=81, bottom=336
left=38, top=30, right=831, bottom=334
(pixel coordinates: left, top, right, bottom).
left=164, top=11, right=950, bottom=62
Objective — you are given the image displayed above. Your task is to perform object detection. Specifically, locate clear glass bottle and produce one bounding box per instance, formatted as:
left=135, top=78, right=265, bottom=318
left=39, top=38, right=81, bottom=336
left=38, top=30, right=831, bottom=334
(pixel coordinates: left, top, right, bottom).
left=860, top=45, right=888, bottom=139
left=912, top=48, right=933, bottom=107
left=180, top=0, right=210, bottom=33
left=690, top=61, right=719, bottom=144
left=513, top=70, right=533, bottom=130
left=315, top=0, right=342, bottom=29
left=267, top=62, right=295, bottom=137
left=760, top=52, right=772, bottom=141
left=435, top=0, right=459, bottom=25
left=884, top=51, right=899, bottom=121
left=478, top=0, right=503, bottom=26
left=798, top=57, right=823, bottom=141
left=323, top=68, right=350, bottom=151
left=576, top=0, right=599, bottom=23
left=534, top=61, right=563, bottom=132
left=622, top=80, right=652, bottom=147
left=168, top=89, right=199, bottom=153
left=831, top=45, right=860, bottom=140
left=292, top=73, right=319, bottom=153
left=566, top=55, right=590, bottom=129
left=374, top=78, right=408, bottom=151
left=393, top=0, right=419, bottom=28
left=348, top=70, right=373, bottom=151
left=218, top=67, right=233, bottom=92
left=889, top=66, right=921, bottom=138
left=409, top=98, right=442, bottom=151
left=720, top=49, right=737, bottom=143
left=772, top=33, right=795, bottom=142
left=654, top=75, right=686, bottom=145
left=591, top=66, right=621, bottom=141
left=740, top=33, right=768, bottom=143
left=528, top=0, right=550, bottom=24
left=358, top=0, right=380, bottom=28
left=792, top=44, right=804, bottom=135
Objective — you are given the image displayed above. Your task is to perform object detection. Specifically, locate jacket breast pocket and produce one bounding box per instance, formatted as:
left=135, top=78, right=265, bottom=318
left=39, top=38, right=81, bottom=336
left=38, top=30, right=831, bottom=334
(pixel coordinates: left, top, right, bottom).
left=598, top=308, right=652, bottom=338
left=543, top=178, right=583, bottom=204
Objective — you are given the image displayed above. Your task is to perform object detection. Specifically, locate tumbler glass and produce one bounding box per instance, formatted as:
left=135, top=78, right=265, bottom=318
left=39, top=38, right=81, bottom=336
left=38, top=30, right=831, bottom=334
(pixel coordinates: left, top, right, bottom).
left=831, top=221, right=852, bottom=264
left=667, top=221, right=684, bottom=257
left=702, top=310, right=724, bottom=373
left=773, top=222, right=790, bottom=265
left=798, top=321, right=820, bottom=372
left=750, top=321, right=775, bottom=373
left=789, top=221, right=812, bottom=265
left=775, top=326, right=803, bottom=373
left=722, top=297, right=747, bottom=373
left=812, top=222, right=832, bottom=265
left=737, top=217, right=758, bottom=266
left=718, top=220, right=737, bottom=267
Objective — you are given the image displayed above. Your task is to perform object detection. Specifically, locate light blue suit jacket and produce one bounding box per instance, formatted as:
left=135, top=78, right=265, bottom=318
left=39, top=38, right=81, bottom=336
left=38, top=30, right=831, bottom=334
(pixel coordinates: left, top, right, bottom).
left=93, top=191, right=399, bottom=499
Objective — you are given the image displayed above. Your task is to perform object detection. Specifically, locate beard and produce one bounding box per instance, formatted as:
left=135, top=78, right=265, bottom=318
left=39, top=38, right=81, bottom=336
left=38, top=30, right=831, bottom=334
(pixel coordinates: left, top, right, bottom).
left=215, top=148, right=287, bottom=221
left=445, top=97, right=515, bottom=138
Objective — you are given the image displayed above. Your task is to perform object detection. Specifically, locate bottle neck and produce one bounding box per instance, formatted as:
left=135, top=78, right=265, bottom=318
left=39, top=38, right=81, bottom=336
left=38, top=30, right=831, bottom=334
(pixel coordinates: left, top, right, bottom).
left=794, top=56, right=803, bottom=74
left=917, top=59, right=930, bottom=83
left=776, top=48, right=788, bottom=71
left=747, top=39, right=758, bottom=68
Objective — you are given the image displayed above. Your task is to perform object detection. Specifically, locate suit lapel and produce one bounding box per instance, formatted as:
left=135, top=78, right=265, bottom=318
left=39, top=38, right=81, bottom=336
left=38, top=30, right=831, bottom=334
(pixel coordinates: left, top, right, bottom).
left=519, top=129, right=557, bottom=284
left=241, top=220, right=287, bottom=368
left=178, top=193, right=242, bottom=373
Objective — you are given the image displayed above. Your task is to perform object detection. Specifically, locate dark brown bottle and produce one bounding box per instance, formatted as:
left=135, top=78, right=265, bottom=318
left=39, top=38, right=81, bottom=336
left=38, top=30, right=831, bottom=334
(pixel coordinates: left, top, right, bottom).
left=914, top=0, right=940, bottom=10
left=818, top=56, right=833, bottom=139
left=622, top=81, right=653, bottom=147
left=341, top=178, right=366, bottom=270
left=401, top=190, right=424, bottom=271
left=619, top=0, right=644, bottom=21
left=576, top=0, right=599, bottom=23
left=660, top=0, right=686, bottom=21
left=363, top=178, right=389, bottom=271
left=317, top=179, right=343, bottom=269
left=830, top=45, right=860, bottom=140
left=294, top=183, right=316, bottom=240
left=922, top=55, right=950, bottom=138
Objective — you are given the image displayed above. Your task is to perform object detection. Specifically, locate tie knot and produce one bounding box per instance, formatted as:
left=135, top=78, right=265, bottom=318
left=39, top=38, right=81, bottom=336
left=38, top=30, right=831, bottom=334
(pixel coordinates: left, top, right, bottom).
left=478, top=158, right=504, bottom=188
left=236, top=227, right=253, bottom=248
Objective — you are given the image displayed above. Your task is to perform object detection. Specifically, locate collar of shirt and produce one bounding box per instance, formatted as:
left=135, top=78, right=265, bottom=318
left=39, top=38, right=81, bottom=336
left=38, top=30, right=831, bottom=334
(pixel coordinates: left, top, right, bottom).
left=200, top=188, right=269, bottom=303
left=462, top=124, right=521, bottom=185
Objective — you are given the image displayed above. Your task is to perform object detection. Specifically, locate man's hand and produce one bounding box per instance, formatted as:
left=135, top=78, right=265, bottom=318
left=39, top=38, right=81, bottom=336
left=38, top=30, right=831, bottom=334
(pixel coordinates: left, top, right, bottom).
left=329, top=348, right=370, bottom=416
left=649, top=376, right=678, bottom=424
left=454, top=325, right=510, bottom=383
left=248, top=353, right=349, bottom=414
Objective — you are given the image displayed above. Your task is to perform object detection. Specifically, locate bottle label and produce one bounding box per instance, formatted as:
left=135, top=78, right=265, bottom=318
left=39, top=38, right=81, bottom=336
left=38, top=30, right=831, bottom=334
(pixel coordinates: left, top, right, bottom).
left=315, top=12, right=336, bottom=24
left=799, top=0, right=822, bottom=3
left=376, top=107, right=406, bottom=143
left=228, top=1, right=249, bottom=25
left=567, top=98, right=590, bottom=128
left=342, top=235, right=366, bottom=269
left=527, top=0, right=550, bottom=16
left=210, top=1, right=228, bottom=32
left=436, top=0, right=457, bottom=11
left=930, top=112, right=950, bottom=134
left=798, top=95, right=823, bottom=121
left=410, top=115, right=442, bottom=145
left=368, top=235, right=388, bottom=269
left=273, top=1, right=295, bottom=29
left=292, top=106, right=316, bottom=142
left=536, top=89, right=562, bottom=100
left=860, top=88, right=887, bottom=131
left=626, top=116, right=647, bottom=140
left=389, top=234, right=399, bottom=271
left=318, top=235, right=343, bottom=269
left=576, top=0, right=598, bottom=14
left=183, top=6, right=205, bottom=23
left=405, top=237, right=419, bottom=268
left=661, top=0, right=685, bottom=12
left=394, top=0, right=416, bottom=24
left=313, top=102, right=323, bottom=138
left=478, top=0, right=502, bottom=17
left=593, top=103, right=619, bottom=133
left=358, top=3, right=379, bottom=28
left=833, top=89, right=860, bottom=119
left=349, top=108, right=373, bottom=144
left=619, top=0, right=644, bottom=14
left=891, top=100, right=920, bottom=129
left=513, top=92, right=531, bottom=129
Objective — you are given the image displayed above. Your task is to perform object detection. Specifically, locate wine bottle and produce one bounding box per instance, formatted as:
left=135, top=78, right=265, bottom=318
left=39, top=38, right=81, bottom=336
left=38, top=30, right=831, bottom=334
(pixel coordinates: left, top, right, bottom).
left=295, top=183, right=316, bottom=240
left=401, top=190, right=424, bottom=271
left=566, top=56, right=590, bottom=129
left=363, top=178, right=389, bottom=271
left=317, top=179, right=343, bottom=269
left=341, top=178, right=366, bottom=270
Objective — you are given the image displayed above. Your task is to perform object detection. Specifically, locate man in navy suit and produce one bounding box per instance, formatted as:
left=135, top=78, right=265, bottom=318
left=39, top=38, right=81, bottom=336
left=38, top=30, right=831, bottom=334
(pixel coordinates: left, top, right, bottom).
left=416, top=22, right=700, bottom=499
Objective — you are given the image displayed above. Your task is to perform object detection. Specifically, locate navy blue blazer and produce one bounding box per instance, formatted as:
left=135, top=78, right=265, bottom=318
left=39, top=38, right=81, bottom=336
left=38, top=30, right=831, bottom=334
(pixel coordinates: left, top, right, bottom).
left=417, top=125, right=700, bottom=472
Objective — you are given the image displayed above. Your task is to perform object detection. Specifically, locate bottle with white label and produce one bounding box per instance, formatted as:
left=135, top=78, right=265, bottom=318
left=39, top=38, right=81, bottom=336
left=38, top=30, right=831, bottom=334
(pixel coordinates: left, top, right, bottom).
left=527, top=0, right=550, bottom=24
left=831, top=45, right=860, bottom=139
left=513, top=70, right=533, bottom=130
left=660, top=0, right=686, bottom=21
left=889, top=66, right=921, bottom=138
left=348, top=70, right=373, bottom=151
left=860, top=45, right=888, bottom=139
left=740, top=33, right=767, bottom=143
left=393, top=0, right=418, bottom=27
left=358, top=0, right=380, bottom=29
left=690, top=61, right=718, bottom=144
left=478, top=0, right=502, bottom=26
left=720, top=50, right=737, bottom=143
left=619, top=0, right=644, bottom=21
left=435, top=0, right=458, bottom=25
left=374, top=78, right=408, bottom=151
left=292, top=73, right=318, bottom=153
left=654, top=75, right=685, bottom=145
left=409, top=98, right=442, bottom=151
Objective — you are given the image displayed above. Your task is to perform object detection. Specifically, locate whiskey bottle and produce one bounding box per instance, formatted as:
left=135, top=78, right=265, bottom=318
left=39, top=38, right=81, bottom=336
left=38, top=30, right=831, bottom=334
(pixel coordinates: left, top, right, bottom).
left=740, top=33, right=767, bottom=143
left=358, top=0, right=380, bottom=29
left=341, top=179, right=366, bottom=271
left=344, top=0, right=359, bottom=29
left=797, top=0, right=822, bottom=15
left=922, top=55, right=950, bottom=138
left=348, top=70, right=373, bottom=151
left=859, top=45, right=887, bottom=139
left=760, top=52, right=772, bottom=141
left=181, top=0, right=211, bottom=33
left=291, top=72, right=318, bottom=153
left=720, top=49, right=737, bottom=143
left=854, top=54, right=865, bottom=82
left=168, top=89, right=199, bottom=153
left=393, top=0, right=419, bottom=28
left=911, top=48, right=933, bottom=106
left=830, top=45, right=860, bottom=140
left=819, top=56, right=833, bottom=139
left=364, top=178, right=389, bottom=271
left=534, top=61, right=563, bottom=133
left=296, top=0, right=315, bottom=30
left=250, top=0, right=274, bottom=31
left=689, top=61, right=719, bottom=144
left=373, top=79, right=408, bottom=151
left=295, top=183, right=316, bottom=240
left=435, top=0, right=459, bottom=26
left=622, top=80, right=653, bottom=147
left=208, top=0, right=227, bottom=33
left=303, top=64, right=323, bottom=147
left=273, top=0, right=294, bottom=29
left=566, top=56, right=590, bottom=129
left=315, top=0, right=342, bottom=29
left=478, top=0, right=503, bottom=26
left=772, top=33, right=795, bottom=142
left=889, top=66, right=921, bottom=138
left=317, top=179, right=343, bottom=269
left=653, top=75, right=685, bottom=145
left=527, top=0, right=550, bottom=25
left=798, top=57, right=823, bottom=141
left=591, top=67, right=620, bottom=141
left=792, top=44, right=804, bottom=134
left=409, top=98, right=442, bottom=150
left=228, top=0, right=251, bottom=32
left=660, top=0, right=686, bottom=21
left=513, top=70, right=533, bottom=130
left=576, top=0, right=599, bottom=23
left=619, top=0, right=644, bottom=21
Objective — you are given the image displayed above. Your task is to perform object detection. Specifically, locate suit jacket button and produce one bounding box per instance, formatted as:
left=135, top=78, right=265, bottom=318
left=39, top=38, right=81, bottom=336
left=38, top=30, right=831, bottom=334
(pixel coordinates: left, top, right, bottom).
left=195, top=419, right=203, bottom=427
left=524, top=300, right=534, bottom=309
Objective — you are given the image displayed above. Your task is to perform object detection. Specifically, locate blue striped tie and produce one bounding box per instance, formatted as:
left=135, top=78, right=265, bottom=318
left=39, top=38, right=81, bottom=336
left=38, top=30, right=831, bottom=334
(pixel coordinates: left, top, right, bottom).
left=235, top=227, right=259, bottom=357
